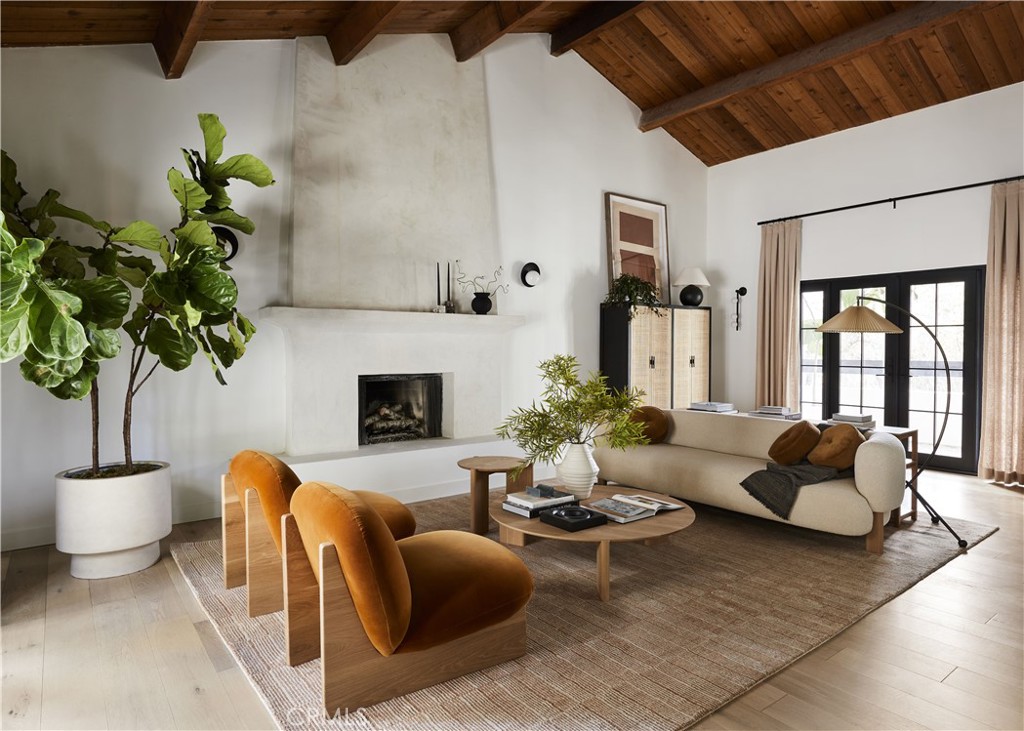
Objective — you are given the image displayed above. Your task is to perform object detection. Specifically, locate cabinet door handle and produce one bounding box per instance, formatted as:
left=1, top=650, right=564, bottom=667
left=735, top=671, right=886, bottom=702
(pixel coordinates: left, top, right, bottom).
left=689, top=356, right=695, bottom=368
left=649, top=356, right=656, bottom=369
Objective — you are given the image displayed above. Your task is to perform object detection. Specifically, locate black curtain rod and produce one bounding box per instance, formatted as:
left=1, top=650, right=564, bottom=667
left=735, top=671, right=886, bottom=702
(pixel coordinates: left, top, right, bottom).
left=757, top=174, right=1024, bottom=226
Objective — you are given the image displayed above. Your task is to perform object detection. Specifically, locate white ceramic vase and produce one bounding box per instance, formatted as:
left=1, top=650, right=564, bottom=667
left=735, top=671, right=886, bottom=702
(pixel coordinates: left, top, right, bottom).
left=555, top=443, right=599, bottom=499
left=55, top=462, right=172, bottom=579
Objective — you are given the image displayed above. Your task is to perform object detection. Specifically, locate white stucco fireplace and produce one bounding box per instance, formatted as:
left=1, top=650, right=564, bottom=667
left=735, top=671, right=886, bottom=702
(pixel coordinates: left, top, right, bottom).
left=260, top=307, right=524, bottom=456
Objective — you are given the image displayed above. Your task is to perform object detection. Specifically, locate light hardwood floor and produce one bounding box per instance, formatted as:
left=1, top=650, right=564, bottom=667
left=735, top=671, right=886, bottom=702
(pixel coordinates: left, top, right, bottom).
left=2, top=471, right=1021, bottom=730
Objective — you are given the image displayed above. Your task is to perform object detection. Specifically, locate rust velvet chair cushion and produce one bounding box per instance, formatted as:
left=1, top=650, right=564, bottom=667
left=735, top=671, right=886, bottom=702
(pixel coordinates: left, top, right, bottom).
left=807, top=423, right=866, bottom=470
left=768, top=420, right=821, bottom=465
left=291, top=482, right=412, bottom=656
left=229, top=450, right=301, bottom=553
left=397, top=530, right=534, bottom=653
left=630, top=406, right=669, bottom=444
left=353, top=490, right=417, bottom=540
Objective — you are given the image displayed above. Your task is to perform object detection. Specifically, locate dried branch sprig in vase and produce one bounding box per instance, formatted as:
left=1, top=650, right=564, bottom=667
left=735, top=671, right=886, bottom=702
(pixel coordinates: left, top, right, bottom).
left=455, top=260, right=510, bottom=296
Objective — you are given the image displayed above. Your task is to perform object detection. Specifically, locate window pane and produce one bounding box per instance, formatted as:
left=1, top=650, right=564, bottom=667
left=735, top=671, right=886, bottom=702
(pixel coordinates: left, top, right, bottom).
left=937, top=282, right=964, bottom=326
left=910, top=283, right=936, bottom=328
left=935, top=326, right=964, bottom=365
left=862, top=373, right=885, bottom=408
left=802, top=330, right=823, bottom=364
left=909, top=369, right=935, bottom=411
left=910, top=326, right=936, bottom=368
left=802, top=291, right=823, bottom=328
left=909, top=410, right=935, bottom=452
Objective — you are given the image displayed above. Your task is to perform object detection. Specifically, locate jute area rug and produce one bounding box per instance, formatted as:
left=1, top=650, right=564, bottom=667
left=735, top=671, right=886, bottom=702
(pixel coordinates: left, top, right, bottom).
left=171, top=490, right=996, bottom=731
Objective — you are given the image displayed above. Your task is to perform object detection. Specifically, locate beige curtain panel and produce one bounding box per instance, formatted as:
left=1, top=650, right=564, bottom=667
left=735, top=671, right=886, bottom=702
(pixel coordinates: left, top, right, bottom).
left=755, top=219, right=802, bottom=411
left=979, top=180, right=1023, bottom=485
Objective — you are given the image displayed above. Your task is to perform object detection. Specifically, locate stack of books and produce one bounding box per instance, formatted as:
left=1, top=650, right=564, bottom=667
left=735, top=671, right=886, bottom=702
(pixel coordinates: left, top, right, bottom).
left=828, top=413, right=877, bottom=429
left=747, top=406, right=802, bottom=420
left=502, top=484, right=578, bottom=518
left=689, top=401, right=737, bottom=413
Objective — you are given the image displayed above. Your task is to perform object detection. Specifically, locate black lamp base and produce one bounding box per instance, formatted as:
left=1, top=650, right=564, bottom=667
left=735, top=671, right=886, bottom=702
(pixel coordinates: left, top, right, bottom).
left=679, top=284, right=704, bottom=306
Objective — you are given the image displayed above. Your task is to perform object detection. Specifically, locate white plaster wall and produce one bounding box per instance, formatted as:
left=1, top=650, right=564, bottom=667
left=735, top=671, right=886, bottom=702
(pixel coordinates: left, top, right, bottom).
left=706, top=83, right=1024, bottom=412
left=292, top=36, right=501, bottom=312
left=482, top=35, right=708, bottom=412
left=1, top=41, right=295, bottom=550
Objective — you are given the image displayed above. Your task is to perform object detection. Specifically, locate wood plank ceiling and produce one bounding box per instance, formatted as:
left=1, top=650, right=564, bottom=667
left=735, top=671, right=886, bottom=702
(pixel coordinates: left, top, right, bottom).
left=2, top=1, right=1022, bottom=166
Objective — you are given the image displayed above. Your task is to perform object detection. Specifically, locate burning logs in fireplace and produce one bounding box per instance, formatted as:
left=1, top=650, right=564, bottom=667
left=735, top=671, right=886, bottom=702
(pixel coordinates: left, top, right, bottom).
left=363, top=402, right=426, bottom=444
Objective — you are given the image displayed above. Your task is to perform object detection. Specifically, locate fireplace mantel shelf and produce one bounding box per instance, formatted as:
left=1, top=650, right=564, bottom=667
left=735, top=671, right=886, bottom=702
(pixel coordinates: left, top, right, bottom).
left=260, top=306, right=525, bottom=333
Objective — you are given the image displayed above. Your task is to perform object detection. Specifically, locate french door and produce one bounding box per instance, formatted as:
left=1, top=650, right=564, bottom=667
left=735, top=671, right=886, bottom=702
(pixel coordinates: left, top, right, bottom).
left=800, top=266, right=984, bottom=472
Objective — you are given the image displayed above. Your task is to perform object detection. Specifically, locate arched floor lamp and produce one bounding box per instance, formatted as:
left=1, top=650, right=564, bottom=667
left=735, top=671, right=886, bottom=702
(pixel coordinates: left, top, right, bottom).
left=817, top=295, right=967, bottom=548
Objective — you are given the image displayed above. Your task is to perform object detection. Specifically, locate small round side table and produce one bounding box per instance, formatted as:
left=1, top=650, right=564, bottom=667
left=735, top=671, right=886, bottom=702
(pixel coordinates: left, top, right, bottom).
left=456, top=456, right=533, bottom=534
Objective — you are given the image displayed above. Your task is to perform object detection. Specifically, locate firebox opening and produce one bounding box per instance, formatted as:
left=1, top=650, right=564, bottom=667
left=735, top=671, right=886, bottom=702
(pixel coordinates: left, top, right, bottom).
left=358, top=373, right=443, bottom=446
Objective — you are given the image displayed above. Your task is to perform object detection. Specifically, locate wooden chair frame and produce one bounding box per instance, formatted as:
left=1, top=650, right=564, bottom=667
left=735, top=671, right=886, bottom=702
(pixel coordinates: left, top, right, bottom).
left=281, top=515, right=527, bottom=714
left=220, top=473, right=284, bottom=616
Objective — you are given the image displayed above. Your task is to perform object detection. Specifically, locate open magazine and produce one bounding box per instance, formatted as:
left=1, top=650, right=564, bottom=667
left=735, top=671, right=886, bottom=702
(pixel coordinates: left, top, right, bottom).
left=584, top=494, right=684, bottom=523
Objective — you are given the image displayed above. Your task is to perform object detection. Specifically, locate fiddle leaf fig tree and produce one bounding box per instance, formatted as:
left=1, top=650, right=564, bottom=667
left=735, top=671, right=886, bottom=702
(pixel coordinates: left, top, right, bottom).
left=0, top=113, right=274, bottom=476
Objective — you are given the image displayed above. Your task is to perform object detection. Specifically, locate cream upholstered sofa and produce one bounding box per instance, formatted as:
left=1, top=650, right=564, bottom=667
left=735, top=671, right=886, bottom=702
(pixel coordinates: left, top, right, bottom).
left=593, top=410, right=908, bottom=553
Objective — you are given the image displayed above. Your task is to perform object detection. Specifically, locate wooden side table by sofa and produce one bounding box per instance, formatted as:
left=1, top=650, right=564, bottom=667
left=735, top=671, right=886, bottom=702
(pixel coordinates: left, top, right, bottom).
left=457, top=456, right=533, bottom=534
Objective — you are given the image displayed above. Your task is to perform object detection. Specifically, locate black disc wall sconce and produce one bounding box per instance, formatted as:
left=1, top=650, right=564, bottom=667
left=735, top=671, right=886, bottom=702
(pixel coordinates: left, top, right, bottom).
left=520, top=262, right=541, bottom=287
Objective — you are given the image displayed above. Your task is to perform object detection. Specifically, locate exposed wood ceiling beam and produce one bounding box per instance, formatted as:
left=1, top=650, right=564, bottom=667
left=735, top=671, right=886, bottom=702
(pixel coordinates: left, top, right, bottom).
left=549, top=1, right=645, bottom=57
left=638, top=0, right=978, bottom=132
left=450, top=2, right=552, bottom=62
left=326, top=1, right=401, bottom=66
left=153, top=0, right=214, bottom=80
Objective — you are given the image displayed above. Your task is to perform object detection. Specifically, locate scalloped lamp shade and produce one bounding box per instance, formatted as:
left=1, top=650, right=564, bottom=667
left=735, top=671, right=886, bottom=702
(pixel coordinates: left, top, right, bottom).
left=816, top=305, right=903, bottom=334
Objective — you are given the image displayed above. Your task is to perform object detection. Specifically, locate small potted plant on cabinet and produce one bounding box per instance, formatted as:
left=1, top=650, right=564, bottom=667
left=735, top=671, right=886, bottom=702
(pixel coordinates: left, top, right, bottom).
left=602, top=273, right=665, bottom=319
left=0, top=114, right=273, bottom=578
left=496, top=354, right=648, bottom=498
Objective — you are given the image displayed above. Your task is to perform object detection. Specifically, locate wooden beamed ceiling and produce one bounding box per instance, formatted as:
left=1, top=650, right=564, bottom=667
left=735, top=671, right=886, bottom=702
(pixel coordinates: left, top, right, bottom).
left=2, top=1, right=1022, bottom=165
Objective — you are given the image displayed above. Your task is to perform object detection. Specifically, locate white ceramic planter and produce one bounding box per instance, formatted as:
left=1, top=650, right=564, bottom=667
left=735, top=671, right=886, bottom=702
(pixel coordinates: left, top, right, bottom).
left=555, top=443, right=599, bottom=499
left=55, top=462, right=172, bottom=579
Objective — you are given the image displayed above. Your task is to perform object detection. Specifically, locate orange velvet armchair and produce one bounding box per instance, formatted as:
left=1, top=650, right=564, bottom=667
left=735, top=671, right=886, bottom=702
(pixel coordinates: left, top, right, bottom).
left=283, top=481, right=534, bottom=715
left=221, top=450, right=416, bottom=617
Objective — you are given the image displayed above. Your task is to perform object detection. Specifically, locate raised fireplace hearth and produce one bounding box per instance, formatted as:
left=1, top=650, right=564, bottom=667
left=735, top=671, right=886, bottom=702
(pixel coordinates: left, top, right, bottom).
left=359, top=373, right=442, bottom=445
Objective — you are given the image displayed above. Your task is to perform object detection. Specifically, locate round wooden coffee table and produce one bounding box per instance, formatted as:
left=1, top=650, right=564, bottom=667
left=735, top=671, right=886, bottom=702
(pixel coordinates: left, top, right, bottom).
left=489, top=485, right=695, bottom=601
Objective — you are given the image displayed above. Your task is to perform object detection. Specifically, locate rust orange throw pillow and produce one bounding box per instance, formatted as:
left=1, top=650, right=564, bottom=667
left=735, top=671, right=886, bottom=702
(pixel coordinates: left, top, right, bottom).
left=807, top=423, right=865, bottom=470
left=630, top=406, right=669, bottom=444
left=768, top=420, right=821, bottom=465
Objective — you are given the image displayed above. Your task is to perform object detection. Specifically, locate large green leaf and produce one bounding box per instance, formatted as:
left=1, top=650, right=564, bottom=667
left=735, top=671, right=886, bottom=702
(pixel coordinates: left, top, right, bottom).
left=123, top=304, right=150, bottom=347
left=186, top=265, right=237, bottom=313
left=0, top=268, right=29, bottom=310
left=168, top=168, right=211, bottom=213
left=48, top=201, right=112, bottom=233
left=174, top=219, right=217, bottom=248
left=116, top=254, right=156, bottom=277
left=206, top=328, right=237, bottom=368
left=47, top=361, right=98, bottom=400
left=9, top=237, right=45, bottom=273
left=145, top=317, right=197, bottom=371
left=88, top=247, right=118, bottom=276
left=207, top=154, right=274, bottom=187
left=147, top=271, right=187, bottom=307
left=1, top=150, right=27, bottom=210
left=40, top=240, right=86, bottom=279
left=84, top=325, right=122, bottom=361
left=0, top=299, right=30, bottom=361
left=64, top=275, right=131, bottom=329
left=110, top=220, right=166, bottom=252
left=24, top=189, right=61, bottom=222
left=27, top=281, right=88, bottom=359
left=193, top=209, right=255, bottom=235
left=20, top=356, right=69, bottom=389
left=199, top=113, right=226, bottom=165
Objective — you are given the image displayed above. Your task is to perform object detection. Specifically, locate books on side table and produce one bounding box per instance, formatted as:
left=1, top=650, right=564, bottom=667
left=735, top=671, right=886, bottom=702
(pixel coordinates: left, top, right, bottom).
left=502, top=484, right=578, bottom=518
left=689, top=401, right=736, bottom=413
left=827, top=413, right=877, bottom=429
left=584, top=494, right=685, bottom=523
left=747, top=406, right=802, bottom=420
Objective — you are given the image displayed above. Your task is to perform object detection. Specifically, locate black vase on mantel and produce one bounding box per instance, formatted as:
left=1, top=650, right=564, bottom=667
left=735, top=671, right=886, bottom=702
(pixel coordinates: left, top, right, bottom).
left=471, top=292, right=493, bottom=315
